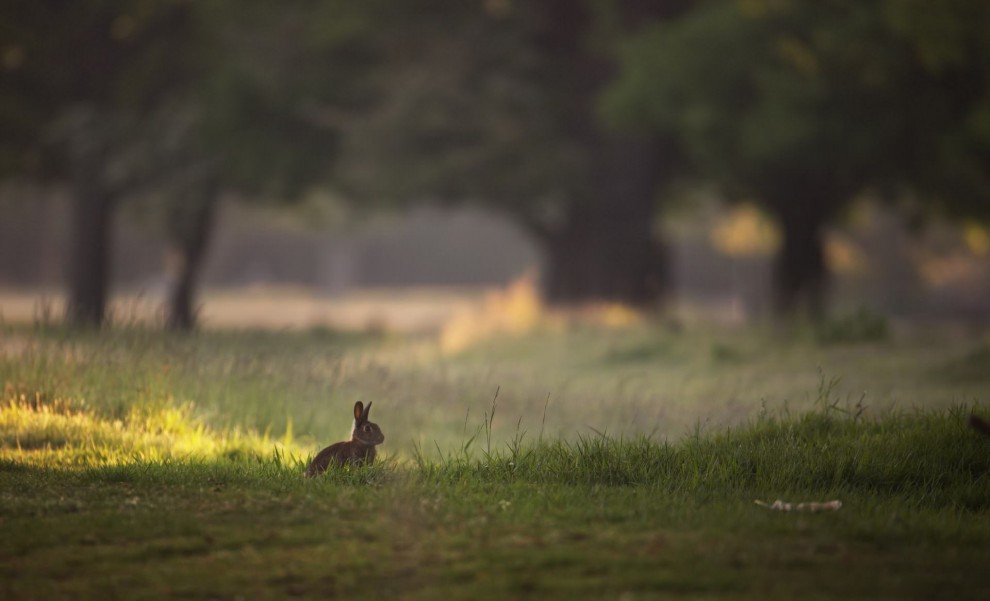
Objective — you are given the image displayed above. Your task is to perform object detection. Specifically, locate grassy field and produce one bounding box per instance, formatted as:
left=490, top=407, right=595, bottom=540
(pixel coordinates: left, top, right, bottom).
left=2, top=315, right=990, bottom=599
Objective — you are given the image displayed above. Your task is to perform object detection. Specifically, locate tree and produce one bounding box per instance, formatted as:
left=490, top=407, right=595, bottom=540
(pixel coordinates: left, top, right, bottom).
left=1, top=0, right=376, bottom=329
left=0, top=0, right=202, bottom=327
left=146, top=0, right=386, bottom=330
left=879, top=0, right=990, bottom=225
left=604, top=0, right=990, bottom=317
left=340, top=0, right=692, bottom=307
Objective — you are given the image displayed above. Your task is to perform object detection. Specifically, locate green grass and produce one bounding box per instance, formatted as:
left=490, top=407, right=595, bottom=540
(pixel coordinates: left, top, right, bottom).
left=2, top=323, right=990, bottom=598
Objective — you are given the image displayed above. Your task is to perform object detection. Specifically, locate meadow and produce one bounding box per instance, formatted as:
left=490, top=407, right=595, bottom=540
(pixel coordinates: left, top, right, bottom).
left=2, top=302, right=990, bottom=599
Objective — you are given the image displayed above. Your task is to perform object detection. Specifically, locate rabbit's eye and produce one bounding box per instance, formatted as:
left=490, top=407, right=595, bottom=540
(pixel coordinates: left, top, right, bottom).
left=363, top=425, right=372, bottom=433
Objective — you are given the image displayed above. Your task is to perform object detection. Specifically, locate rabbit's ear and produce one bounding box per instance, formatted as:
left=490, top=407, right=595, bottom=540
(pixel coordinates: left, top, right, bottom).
left=363, top=401, right=373, bottom=419
left=353, top=401, right=364, bottom=422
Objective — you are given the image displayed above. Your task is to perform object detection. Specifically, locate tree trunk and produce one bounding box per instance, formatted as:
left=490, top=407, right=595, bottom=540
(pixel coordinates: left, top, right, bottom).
left=542, top=209, right=599, bottom=303
left=543, top=135, right=671, bottom=307
left=65, top=179, right=115, bottom=328
left=772, top=202, right=828, bottom=319
left=165, top=185, right=219, bottom=331
left=530, top=0, right=683, bottom=308
left=542, top=210, right=666, bottom=307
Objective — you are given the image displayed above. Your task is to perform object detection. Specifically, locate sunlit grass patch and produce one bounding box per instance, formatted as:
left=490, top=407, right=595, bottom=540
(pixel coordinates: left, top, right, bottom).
left=0, top=390, right=304, bottom=468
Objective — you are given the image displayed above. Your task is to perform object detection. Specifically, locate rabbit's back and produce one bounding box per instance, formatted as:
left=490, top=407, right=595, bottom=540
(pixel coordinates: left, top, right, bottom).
left=305, top=441, right=376, bottom=477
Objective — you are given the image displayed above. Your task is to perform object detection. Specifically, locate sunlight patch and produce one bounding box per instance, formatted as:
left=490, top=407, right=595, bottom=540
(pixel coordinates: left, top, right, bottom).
left=439, top=272, right=547, bottom=353
left=438, top=273, right=644, bottom=353
left=0, top=392, right=300, bottom=468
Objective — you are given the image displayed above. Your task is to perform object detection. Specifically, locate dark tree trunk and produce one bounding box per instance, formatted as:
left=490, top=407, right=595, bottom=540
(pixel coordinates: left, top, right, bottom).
left=542, top=212, right=666, bottom=307
left=543, top=135, right=672, bottom=307
left=530, top=1, right=685, bottom=308
left=65, top=177, right=115, bottom=328
left=542, top=208, right=600, bottom=303
left=165, top=184, right=219, bottom=331
left=771, top=201, right=829, bottom=319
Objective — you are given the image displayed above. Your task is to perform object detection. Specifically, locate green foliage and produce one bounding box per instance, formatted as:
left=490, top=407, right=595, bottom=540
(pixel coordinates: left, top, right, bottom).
left=603, top=0, right=990, bottom=312
left=0, top=0, right=202, bottom=178
left=410, top=406, right=990, bottom=510
left=339, top=1, right=587, bottom=215
left=191, top=0, right=388, bottom=200
left=0, top=0, right=377, bottom=193
left=605, top=0, right=990, bottom=217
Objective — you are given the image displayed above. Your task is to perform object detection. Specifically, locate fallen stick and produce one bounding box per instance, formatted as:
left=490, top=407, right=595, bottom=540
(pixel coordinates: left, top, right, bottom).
left=754, top=499, right=843, bottom=512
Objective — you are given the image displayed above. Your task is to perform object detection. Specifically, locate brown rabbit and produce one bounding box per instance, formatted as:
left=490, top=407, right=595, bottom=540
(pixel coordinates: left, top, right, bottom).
left=305, top=401, right=384, bottom=477
left=970, top=414, right=990, bottom=437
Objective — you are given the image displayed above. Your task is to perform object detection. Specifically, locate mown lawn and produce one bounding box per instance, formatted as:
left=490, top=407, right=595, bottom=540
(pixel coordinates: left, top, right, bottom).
left=1, top=322, right=989, bottom=599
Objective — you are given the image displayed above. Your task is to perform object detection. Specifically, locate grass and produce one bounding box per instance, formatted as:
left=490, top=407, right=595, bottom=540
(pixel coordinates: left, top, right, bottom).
left=2, top=321, right=990, bottom=598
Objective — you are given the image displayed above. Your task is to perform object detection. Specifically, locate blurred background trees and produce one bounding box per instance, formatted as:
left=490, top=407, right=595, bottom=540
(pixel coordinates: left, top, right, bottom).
left=2, top=0, right=374, bottom=328
left=1, top=0, right=989, bottom=328
left=605, top=0, right=990, bottom=316
left=341, top=0, right=693, bottom=307
left=1, top=0, right=202, bottom=326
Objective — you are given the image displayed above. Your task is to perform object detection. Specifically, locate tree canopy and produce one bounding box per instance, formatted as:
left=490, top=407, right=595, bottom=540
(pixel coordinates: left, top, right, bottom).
left=604, top=0, right=990, bottom=314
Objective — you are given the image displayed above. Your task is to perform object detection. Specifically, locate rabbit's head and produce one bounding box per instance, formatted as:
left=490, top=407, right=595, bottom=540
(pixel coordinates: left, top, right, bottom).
left=351, top=401, right=385, bottom=446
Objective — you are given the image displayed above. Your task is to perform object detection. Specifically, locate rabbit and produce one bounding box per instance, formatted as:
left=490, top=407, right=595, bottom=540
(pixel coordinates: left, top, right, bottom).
left=305, top=401, right=384, bottom=477
left=970, top=413, right=990, bottom=437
